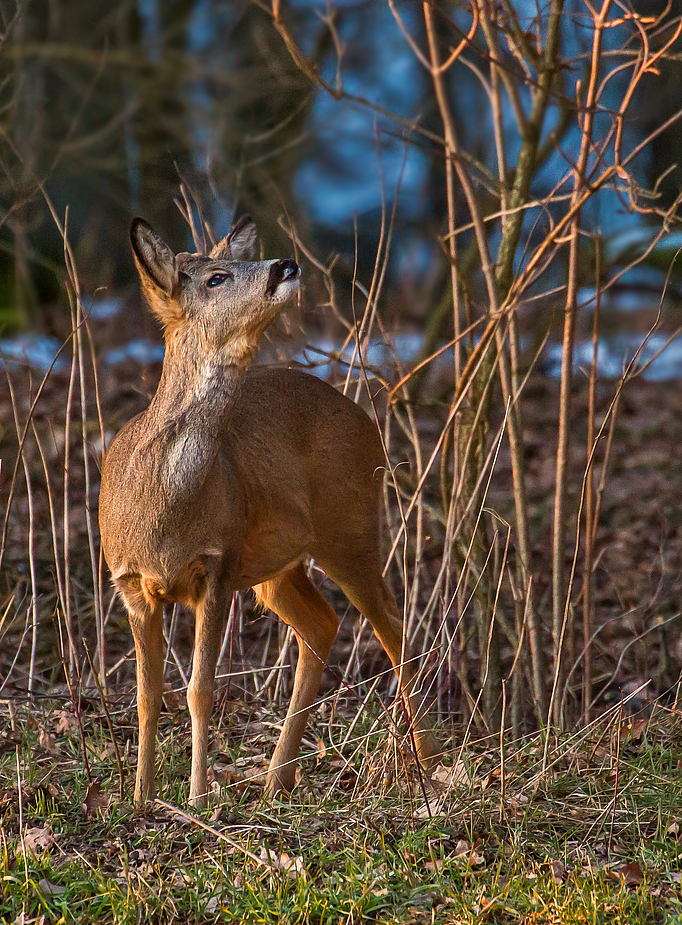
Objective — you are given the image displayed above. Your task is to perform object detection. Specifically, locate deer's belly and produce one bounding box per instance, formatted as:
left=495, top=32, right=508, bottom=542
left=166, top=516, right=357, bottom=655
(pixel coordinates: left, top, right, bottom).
left=233, top=514, right=313, bottom=589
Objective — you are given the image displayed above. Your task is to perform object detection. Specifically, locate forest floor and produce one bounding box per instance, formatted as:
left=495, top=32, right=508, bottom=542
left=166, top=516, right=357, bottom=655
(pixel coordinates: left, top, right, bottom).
left=1, top=693, right=682, bottom=924
left=3, top=331, right=682, bottom=922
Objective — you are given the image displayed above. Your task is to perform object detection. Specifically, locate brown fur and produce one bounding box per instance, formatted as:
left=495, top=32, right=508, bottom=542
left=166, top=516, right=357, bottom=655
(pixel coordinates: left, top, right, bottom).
left=99, top=216, right=438, bottom=808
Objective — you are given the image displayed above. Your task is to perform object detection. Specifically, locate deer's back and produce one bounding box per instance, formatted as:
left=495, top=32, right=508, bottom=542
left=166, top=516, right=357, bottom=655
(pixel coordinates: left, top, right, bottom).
left=232, top=366, right=382, bottom=470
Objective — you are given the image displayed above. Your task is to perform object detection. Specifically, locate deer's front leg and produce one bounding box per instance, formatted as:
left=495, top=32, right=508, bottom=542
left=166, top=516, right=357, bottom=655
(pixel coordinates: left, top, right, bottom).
left=126, top=597, right=164, bottom=807
left=187, top=580, right=228, bottom=807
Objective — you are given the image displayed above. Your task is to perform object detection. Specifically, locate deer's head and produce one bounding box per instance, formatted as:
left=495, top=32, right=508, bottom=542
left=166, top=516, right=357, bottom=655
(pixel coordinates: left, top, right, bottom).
left=130, top=216, right=300, bottom=363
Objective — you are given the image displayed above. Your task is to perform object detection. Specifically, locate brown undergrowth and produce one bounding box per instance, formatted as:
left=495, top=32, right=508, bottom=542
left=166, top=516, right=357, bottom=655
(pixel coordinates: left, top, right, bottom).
left=1, top=338, right=681, bottom=721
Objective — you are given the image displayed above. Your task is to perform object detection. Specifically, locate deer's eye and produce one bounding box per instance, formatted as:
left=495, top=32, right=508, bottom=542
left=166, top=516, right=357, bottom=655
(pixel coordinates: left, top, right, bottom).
left=206, top=271, right=233, bottom=288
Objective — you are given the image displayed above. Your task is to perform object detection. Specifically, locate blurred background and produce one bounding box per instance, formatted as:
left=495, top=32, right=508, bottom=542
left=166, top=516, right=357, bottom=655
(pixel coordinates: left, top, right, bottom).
left=0, top=0, right=679, bottom=337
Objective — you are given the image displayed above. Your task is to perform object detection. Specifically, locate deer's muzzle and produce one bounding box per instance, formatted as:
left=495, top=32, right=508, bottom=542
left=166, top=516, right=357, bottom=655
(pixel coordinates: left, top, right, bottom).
left=266, top=258, right=300, bottom=297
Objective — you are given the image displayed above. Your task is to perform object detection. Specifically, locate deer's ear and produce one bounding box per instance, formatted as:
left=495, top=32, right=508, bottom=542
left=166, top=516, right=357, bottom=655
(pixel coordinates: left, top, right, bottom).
left=130, top=219, right=183, bottom=331
left=209, top=215, right=258, bottom=261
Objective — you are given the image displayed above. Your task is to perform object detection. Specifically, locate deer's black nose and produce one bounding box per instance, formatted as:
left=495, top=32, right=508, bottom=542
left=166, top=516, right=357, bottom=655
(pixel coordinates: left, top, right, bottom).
left=267, top=258, right=300, bottom=295
left=280, top=258, right=299, bottom=280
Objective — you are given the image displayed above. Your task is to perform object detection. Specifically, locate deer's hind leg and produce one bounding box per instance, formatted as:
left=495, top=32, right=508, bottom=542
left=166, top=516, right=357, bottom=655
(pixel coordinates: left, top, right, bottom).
left=254, top=563, right=338, bottom=797
left=322, top=559, right=440, bottom=768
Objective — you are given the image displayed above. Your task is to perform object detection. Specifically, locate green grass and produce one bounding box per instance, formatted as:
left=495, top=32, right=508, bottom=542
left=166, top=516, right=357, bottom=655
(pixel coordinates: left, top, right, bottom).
left=2, top=696, right=682, bottom=924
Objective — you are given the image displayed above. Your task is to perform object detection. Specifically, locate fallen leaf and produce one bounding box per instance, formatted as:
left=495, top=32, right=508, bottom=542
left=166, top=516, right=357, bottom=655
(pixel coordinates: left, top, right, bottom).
left=454, top=840, right=469, bottom=857
left=431, top=761, right=469, bottom=789
left=207, top=766, right=249, bottom=794
left=315, top=738, right=327, bottom=763
left=482, top=767, right=502, bottom=790
left=620, top=718, right=647, bottom=744
left=52, top=710, right=78, bottom=736
left=622, top=861, right=645, bottom=886
left=20, top=826, right=55, bottom=856
left=260, top=847, right=306, bottom=879
left=551, top=859, right=566, bottom=884
left=37, top=878, right=66, bottom=896
left=668, top=821, right=680, bottom=838
left=83, top=780, right=110, bottom=817
left=13, top=913, right=48, bottom=925
left=172, top=869, right=191, bottom=887
left=609, top=861, right=645, bottom=886
left=38, top=730, right=61, bottom=757
left=414, top=801, right=444, bottom=819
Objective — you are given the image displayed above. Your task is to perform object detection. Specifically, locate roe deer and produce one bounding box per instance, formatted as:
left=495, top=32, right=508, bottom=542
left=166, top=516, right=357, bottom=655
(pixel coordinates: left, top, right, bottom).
left=99, top=215, right=438, bottom=807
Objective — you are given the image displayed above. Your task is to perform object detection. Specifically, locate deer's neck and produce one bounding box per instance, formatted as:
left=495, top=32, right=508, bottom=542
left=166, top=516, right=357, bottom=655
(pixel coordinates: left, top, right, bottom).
left=143, top=345, right=249, bottom=500
left=151, top=346, right=247, bottom=438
